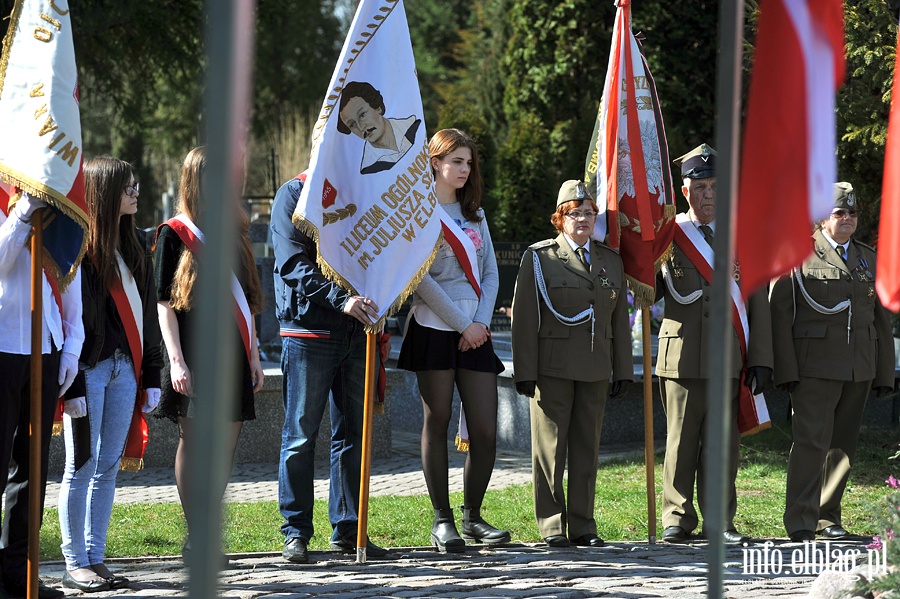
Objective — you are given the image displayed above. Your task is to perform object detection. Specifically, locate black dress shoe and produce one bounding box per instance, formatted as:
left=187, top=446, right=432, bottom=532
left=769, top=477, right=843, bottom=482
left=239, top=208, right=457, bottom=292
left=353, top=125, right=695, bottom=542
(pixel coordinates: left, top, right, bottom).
left=431, top=516, right=466, bottom=553
left=663, top=525, right=689, bottom=543
left=62, top=571, right=110, bottom=593
left=789, top=529, right=815, bottom=542
left=331, top=536, right=389, bottom=557
left=4, top=580, right=65, bottom=599
left=571, top=534, right=605, bottom=547
left=104, top=574, right=130, bottom=589
left=817, top=525, right=849, bottom=539
left=723, top=529, right=749, bottom=545
left=543, top=535, right=571, bottom=547
left=283, top=536, right=309, bottom=563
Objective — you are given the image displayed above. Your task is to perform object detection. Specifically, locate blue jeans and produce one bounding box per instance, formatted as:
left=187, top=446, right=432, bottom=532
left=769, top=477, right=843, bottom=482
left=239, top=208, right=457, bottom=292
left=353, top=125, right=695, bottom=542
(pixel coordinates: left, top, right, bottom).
left=278, top=328, right=369, bottom=542
left=58, top=350, right=137, bottom=569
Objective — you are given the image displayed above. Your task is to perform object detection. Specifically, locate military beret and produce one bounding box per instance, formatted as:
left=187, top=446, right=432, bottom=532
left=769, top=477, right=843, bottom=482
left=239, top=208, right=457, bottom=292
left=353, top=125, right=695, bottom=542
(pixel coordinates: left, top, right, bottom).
left=833, top=182, right=857, bottom=210
left=557, top=180, right=593, bottom=207
left=673, top=143, right=717, bottom=179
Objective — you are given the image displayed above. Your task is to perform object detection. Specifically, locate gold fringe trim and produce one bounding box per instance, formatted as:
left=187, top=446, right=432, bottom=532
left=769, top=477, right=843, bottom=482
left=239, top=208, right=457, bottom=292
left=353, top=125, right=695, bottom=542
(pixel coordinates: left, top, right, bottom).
left=291, top=211, right=443, bottom=335
left=119, top=457, right=144, bottom=472
left=374, top=402, right=384, bottom=415
left=0, top=0, right=25, bottom=98
left=1, top=171, right=89, bottom=292
left=663, top=204, right=676, bottom=219
left=51, top=421, right=63, bottom=437
left=455, top=435, right=469, bottom=453
left=739, top=420, right=771, bottom=438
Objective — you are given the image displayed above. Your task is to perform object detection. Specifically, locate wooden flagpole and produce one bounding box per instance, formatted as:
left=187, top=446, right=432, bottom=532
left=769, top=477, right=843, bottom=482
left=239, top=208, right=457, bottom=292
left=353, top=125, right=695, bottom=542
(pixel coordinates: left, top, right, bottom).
left=641, top=308, right=656, bottom=544
left=27, top=208, right=44, bottom=599
left=356, top=331, right=377, bottom=564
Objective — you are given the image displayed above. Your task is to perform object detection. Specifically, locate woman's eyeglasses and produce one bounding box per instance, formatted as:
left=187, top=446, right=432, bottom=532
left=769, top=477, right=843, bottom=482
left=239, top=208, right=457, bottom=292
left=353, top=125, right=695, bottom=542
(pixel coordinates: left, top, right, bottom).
left=124, top=182, right=140, bottom=197
left=565, top=210, right=597, bottom=220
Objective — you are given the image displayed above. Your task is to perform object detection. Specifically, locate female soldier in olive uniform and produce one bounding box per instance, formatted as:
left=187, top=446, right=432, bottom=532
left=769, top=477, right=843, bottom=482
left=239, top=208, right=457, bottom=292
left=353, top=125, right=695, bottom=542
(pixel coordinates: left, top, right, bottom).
left=511, top=180, right=633, bottom=547
left=771, top=182, right=895, bottom=542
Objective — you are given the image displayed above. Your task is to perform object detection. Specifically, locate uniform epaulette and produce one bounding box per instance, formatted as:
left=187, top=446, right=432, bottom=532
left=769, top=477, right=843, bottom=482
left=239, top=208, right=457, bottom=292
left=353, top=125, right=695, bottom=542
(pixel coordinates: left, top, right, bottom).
left=529, top=239, right=555, bottom=250
left=591, top=238, right=619, bottom=254
left=852, top=238, right=876, bottom=253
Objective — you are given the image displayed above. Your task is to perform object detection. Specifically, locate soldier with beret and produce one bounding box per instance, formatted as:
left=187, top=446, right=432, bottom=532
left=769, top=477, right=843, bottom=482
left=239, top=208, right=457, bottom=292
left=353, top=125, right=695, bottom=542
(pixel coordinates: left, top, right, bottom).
left=656, top=144, right=773, bottom=545
left=511, top=180, right=633, bottom=548
left=771, top=182, right=895, bottom=542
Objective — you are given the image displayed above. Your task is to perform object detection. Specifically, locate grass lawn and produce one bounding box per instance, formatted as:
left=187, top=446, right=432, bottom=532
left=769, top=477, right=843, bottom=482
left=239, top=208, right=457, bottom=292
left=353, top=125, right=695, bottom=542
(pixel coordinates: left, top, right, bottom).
left=37, top=423, right=900, bottom=559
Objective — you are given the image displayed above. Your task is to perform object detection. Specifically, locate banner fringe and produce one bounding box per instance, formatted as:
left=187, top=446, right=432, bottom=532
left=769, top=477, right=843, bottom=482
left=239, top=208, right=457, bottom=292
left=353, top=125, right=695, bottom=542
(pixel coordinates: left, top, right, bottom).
left=454, top=434, right=470, bottom=453
left=119, top=457, right=144, bottom=472
left=739, top=420, right=771, bottom=438
left=52, top=421, right=63, bottom=437
left=0, top=0, right=24, bottom=97
left=1, top=175, right=88, bottom=291
left=291, top=213, right=443, bottom=335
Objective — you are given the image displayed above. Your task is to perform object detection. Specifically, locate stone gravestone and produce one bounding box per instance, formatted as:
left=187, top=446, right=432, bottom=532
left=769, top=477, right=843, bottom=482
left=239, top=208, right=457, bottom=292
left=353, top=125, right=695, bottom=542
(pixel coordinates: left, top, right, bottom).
left=492, top=242, right=528, bottom=331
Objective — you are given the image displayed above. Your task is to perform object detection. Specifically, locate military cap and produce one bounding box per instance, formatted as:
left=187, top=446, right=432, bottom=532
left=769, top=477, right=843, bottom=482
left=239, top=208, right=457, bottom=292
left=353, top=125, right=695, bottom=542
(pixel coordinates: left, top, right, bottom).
left=673, top=143, right=717, bottom=179
left=557, top=180, right=593, bottom=207
left=833, top=182, right=857, bottom=210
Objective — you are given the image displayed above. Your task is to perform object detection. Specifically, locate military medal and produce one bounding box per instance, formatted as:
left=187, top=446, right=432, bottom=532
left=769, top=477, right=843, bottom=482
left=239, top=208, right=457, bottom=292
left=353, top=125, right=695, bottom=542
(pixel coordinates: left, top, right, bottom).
left=610, top=290, right=617, bottom=301
left=733, top=259, right=741, bottom=282
left=599, top=267, right=612, bottom=288
left=672, top=258, right=684, bottom=278
left=868, top=287, right=875, bottom=298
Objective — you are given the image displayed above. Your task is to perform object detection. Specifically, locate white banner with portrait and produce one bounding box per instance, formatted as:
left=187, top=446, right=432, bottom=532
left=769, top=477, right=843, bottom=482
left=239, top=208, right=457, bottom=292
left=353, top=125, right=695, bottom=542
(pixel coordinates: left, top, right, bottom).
left=292, top=0, right=442, bottom=331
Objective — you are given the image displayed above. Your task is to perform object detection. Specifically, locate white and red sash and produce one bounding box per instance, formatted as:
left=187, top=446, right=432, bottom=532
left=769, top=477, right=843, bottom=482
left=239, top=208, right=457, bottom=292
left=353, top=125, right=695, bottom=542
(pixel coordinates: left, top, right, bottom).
left=673, top=213, right=771, bottom=435
left=439, top=212, right=481, bottom=298
left=162, top=214, right=253, bottom=363
left=108, top=252, right=149, bottom=470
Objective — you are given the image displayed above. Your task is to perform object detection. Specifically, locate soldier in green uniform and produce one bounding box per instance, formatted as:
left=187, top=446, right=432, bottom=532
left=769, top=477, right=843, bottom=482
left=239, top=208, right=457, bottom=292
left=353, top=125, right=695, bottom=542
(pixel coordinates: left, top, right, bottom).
left=656, top=144, right=773, bottom=545
left=771, top=182, right=895, bottom=542
left=511, top=180, right=633, bottom=547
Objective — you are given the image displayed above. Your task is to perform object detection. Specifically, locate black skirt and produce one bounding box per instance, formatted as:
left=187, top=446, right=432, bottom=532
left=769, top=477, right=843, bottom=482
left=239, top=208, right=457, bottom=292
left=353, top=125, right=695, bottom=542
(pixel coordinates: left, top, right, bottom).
left=397, top=314, right=505, bottom=374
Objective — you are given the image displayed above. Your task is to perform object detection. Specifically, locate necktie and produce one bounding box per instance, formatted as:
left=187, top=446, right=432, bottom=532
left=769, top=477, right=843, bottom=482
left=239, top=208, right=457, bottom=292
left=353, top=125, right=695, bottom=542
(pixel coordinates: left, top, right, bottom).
left=575, top=247, right=589, bottom=268
left=835, top=244, right=846, bottom=262
left=699, top=225, right=714, bottom=246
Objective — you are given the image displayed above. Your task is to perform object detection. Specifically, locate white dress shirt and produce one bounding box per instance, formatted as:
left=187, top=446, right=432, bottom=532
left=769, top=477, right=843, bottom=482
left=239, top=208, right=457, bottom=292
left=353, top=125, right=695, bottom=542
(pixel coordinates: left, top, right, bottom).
left=0, top=208, right=84, bottom=356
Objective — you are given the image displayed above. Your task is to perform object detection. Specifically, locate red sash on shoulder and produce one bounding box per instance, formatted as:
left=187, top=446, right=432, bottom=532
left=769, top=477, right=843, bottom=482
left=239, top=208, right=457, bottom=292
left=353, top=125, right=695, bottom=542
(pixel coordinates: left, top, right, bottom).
left=159, top=214, right=253, bottom=364
left=108, top=254, right=149, bottom=470
left=439, top=213, right=482, bottom=298
left=673, top=214, right=771, bottom=436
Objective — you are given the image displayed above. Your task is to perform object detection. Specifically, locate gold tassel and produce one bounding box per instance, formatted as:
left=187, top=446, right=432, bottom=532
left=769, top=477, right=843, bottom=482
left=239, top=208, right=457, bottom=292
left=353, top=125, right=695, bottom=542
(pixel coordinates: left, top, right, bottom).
left=51, top=421, right=63, bottom=437
left=119, top=457, right=144, bottom=472
left=374, top=403, right=384, bottom=415
left=454, top=435, right=470, bottom=453
left=739, top=421, right=771, bottom=438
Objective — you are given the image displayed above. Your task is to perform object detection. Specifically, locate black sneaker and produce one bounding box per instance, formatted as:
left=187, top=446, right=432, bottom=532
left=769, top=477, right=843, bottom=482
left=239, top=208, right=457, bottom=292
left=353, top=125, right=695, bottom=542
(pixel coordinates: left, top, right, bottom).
left=283, top=536, right=309, bottom=563
left=330, top=536, right=388, bottom=557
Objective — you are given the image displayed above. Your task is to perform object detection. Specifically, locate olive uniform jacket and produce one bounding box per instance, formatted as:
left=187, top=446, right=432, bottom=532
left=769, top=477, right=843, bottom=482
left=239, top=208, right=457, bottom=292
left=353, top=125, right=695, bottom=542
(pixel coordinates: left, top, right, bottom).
left=770, top=229, right=894, bottom=388
left=654, top=242, right=773, bottom=380
left=511, top=234, right=633, bottom=384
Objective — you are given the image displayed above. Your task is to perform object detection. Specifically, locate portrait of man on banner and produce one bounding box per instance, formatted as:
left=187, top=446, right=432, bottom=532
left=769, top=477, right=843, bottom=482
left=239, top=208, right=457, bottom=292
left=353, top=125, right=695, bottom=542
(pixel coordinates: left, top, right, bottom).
left=338, top=81, right=423, bottom=175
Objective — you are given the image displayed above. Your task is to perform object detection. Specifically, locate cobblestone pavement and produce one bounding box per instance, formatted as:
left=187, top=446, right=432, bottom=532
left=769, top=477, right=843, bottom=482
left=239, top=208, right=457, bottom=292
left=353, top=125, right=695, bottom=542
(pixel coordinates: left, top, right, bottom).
left=37, top=431, right=841, bottom=597
left=35, top=539, right=841, bottom=598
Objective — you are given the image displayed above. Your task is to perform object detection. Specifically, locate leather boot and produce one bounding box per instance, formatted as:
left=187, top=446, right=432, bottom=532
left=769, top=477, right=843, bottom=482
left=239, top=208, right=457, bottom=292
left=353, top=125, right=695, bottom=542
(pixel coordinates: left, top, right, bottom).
left=461, top=506, right=511, bottom=545
left=431, top=508, right=465, bottom=553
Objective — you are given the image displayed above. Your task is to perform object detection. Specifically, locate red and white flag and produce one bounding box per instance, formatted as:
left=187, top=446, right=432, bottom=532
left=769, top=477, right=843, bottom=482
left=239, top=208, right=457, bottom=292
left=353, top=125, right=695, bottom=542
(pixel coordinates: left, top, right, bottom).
left=736, top=0, right=845, bottom=298
left=876, top=21, right=900, bottom=312
left=0, top=0, right=88, bottom=289
left=584, top=0, right=675, bottom=308
left=292, top=0, right=442, bottom=331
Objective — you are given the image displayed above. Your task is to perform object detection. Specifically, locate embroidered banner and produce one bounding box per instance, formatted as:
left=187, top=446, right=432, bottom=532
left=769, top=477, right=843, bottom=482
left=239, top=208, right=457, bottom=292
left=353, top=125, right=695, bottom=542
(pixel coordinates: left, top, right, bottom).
left=584, top=0, right=675, bottom=308
left=0, top=0, right=88, bottom=290
left=291, top=0, right=442, bottom=332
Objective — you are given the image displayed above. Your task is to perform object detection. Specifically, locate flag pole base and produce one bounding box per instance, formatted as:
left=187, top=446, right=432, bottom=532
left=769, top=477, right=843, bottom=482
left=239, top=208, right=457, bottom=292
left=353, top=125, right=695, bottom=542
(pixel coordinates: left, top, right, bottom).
left=356, top=547, right=367, bottom=564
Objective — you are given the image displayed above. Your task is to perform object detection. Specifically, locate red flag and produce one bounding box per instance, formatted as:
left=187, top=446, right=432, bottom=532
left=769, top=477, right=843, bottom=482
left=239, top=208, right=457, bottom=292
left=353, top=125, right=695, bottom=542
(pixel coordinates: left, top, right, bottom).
left=877, top=27, right=900, bottom=312
left=584, top=0, right=675, bottom=308
left=736, top=0, right=845, bottom=298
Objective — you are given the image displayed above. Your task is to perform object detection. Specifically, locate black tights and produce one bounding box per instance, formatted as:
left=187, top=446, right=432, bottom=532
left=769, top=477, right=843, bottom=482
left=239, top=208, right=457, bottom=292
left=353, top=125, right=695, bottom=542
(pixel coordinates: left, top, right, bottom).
left=417, top=368, right=498, bottom=511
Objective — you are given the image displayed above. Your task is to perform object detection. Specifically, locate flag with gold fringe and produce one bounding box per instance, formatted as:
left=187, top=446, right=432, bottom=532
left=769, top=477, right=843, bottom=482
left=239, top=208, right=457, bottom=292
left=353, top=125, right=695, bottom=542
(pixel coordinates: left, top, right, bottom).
left=0, top=0, right=88, bottom=291
left=584, top=0, right=675, bottom=308
left=292, top=0, right=442, bottom=332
